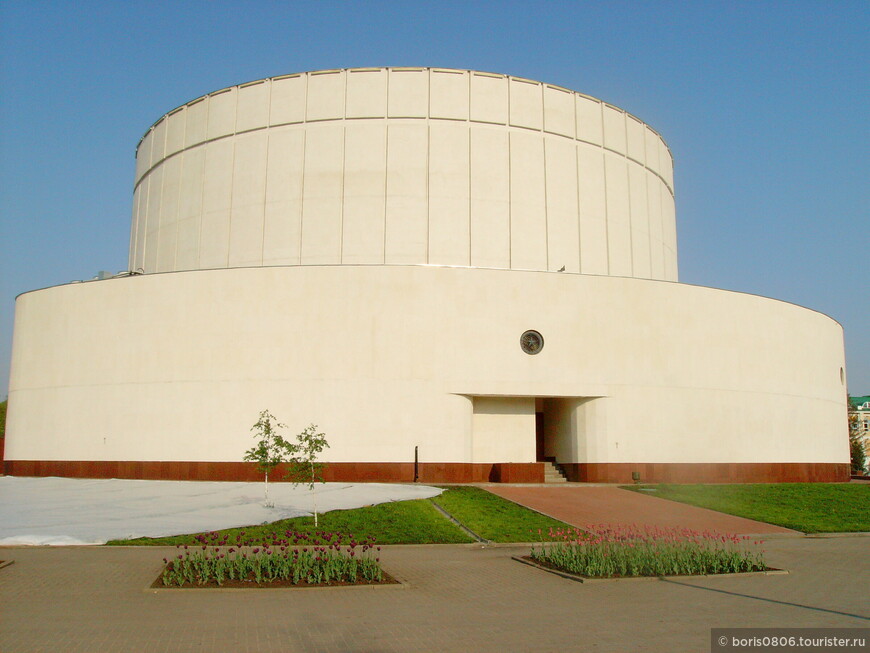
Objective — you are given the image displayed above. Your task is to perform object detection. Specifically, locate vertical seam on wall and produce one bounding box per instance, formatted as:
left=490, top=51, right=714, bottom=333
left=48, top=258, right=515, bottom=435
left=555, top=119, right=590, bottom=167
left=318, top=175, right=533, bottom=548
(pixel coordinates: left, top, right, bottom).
left=259, top=81, right=272, bottom=267
left=136, top=178, right=151, bottom=272
left=575, top=93, right=582, bottom=274
left=662, top=171, right=669, bottom=279
left=195, top=98, right=210, bottom=271
left=299, top=74, right=309, bottom=264
left=339, top=121, right=347, bottom=264
left=645, top=169, right=653, bottom=280
left=543, top=135, right=550, bottom=271
left=129, top=181, right=139, bottom=271
left=670, top=153, right=678, bottom=281
left=467, top=71, right=472, bottom=267
left=140, top=174, right=149, bottom=271
left=172, top=113, right=187, bottom=272
left=149, top=166, right=160, bottom=272
left=642, top=128, right=653, bottom=278
left=153, top=126, right=167, bottom=273
left=339, top=71, right=348, bottom=264
left=382, top=72, right=390, bottom=264
left=625, top=156, right=633, bottom=277
left=304, top=71, right=310, bottom=123
left=600, top=101, right=610, bottom=275
left=659, top=157, right=666, bottom=279
left=643, top=143, right=655, bottom=279
left=165, top=153, right=177, bottom=272
left=128, top=172, right=138, bottom=270
left=225, top=140, right=237, bottom=268
left=665, top=172, right=674, bottom=280
left=425, top=69, right=431, bottom=265
left=149, top=126, right=163, bottom=272
left=228, top=88, right=240, bottom=268
left=624, top=114, right=633, bottom=278
left=506, top=81, right=512, bottom=269
left=298, top=129, right=307, bottom=265
left=540, top=83, right=548, bottom=271
left=656, top=172, right=663, bottom=277
left=646, top=177, right=664, bottom=280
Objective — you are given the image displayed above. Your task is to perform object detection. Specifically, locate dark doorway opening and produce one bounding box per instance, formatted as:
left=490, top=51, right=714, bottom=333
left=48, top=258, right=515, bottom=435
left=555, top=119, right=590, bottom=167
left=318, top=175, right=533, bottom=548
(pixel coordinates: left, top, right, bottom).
left=535, top=412, right=545, bottom=461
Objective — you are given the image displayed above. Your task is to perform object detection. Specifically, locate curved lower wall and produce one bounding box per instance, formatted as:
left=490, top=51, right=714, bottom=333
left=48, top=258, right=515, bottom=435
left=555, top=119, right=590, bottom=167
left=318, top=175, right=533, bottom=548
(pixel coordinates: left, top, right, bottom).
left=5, top=266, right=850, bottom=482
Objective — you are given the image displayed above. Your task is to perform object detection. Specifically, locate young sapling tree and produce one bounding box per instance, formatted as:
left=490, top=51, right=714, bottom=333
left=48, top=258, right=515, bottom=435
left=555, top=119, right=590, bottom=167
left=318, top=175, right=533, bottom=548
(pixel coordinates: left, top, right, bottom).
left=285, top=424, right=330, bottom=526
left=243, top=410, right=294, bottom=508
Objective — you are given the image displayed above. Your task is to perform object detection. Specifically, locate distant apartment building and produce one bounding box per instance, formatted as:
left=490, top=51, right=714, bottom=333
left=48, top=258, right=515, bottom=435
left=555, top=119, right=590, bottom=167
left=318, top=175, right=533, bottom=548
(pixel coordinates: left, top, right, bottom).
left=849, top=396, right=870, bottom=472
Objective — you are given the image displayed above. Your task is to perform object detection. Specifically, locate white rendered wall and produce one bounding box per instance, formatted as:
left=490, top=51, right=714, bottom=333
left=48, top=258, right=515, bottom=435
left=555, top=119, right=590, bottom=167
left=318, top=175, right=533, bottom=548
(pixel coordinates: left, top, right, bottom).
left=7, top=266, right=847, bottom=466
left=130, top=68, right=677, bottom=281
left=472, top=397, right=536, bottom=463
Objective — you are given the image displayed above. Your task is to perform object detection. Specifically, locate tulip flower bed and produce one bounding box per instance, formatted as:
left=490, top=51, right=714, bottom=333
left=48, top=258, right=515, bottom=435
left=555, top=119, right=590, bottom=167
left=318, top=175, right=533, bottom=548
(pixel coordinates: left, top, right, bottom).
left=156, top=529, right=391, bottom=588
left=528, top=524, right=768, bottom=579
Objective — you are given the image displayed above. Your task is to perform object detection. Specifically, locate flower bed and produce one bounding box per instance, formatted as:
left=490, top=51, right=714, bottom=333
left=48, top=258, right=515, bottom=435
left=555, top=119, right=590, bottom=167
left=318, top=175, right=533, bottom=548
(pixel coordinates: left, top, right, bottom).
left=157, top=530, right=390, bottom=588
left=528, top=524, right=768, bottom=578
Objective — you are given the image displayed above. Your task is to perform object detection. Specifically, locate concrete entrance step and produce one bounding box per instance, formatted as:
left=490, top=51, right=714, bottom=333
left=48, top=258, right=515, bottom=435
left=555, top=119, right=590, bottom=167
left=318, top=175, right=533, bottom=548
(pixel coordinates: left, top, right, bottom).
left=543, top=461, right=568, bottom=483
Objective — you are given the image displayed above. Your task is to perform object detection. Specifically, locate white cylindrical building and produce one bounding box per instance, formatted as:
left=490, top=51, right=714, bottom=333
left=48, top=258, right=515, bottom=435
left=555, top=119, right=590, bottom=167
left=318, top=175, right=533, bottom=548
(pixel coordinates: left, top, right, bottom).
left=130, top=67, right=676, bottom=281
left=4, top=68, right=850, bottom=483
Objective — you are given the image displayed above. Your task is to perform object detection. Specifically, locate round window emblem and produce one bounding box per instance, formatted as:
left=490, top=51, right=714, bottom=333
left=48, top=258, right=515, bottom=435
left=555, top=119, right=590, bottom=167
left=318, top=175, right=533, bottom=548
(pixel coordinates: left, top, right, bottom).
left=520, top=330, right=544, bottom=355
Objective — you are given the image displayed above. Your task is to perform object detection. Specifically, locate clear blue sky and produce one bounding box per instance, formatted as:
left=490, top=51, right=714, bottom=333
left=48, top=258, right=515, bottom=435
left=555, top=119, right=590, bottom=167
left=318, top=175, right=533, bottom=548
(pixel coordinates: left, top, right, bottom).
left=1, top=0, right=867, bottom=399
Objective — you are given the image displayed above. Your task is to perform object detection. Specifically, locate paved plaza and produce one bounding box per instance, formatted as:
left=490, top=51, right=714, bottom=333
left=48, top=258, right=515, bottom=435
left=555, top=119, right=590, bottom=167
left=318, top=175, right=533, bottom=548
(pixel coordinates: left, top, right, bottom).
left=1, top=535, right=867, bottom=652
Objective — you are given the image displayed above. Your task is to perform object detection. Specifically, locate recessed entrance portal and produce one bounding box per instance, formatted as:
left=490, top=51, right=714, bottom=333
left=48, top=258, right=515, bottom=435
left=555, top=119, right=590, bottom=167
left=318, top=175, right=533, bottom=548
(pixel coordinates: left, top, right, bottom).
left=536, top=397, right=606, bottom=469
left=471, top=395, right=605, bottom=475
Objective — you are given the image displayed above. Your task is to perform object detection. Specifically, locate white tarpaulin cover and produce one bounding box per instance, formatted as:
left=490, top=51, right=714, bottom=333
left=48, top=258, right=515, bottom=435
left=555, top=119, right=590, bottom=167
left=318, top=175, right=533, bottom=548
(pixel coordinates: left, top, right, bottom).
left=0, top=476, right=443, bottom=546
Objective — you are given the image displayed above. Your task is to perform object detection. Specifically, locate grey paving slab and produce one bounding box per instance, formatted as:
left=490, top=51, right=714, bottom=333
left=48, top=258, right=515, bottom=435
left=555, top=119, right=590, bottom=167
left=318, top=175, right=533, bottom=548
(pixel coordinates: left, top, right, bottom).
left=1, top=537, right=868, bottom=652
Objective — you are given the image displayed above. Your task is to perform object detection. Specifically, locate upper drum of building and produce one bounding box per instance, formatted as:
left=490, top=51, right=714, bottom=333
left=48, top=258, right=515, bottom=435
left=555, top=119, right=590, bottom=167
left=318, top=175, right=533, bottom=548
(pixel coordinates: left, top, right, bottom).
left=130, top=68, right=677, bottom=281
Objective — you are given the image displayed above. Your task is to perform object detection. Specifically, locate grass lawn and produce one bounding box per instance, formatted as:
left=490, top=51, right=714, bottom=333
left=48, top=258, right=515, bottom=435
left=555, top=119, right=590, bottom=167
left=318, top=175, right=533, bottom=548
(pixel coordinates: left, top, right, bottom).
left=108, top=498, right=473, bottom=546
left=106, top=486, right=571, bottom=546
left=622, top=483, right=870, bottom=533
left=434, top=486, right=572, bottom=542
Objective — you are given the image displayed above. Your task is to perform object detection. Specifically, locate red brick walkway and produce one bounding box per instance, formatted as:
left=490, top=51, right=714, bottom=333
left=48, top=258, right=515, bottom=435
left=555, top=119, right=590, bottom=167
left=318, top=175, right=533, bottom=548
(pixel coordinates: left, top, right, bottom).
left=484, top=485, right=798, bottom=535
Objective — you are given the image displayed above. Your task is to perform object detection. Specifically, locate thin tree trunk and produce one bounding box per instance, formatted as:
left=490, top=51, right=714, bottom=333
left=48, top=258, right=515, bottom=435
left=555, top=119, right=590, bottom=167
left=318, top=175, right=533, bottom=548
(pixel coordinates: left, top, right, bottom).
left=264, top=469, right=269, bottom=506
left=311, top=461, right=318, bottom=526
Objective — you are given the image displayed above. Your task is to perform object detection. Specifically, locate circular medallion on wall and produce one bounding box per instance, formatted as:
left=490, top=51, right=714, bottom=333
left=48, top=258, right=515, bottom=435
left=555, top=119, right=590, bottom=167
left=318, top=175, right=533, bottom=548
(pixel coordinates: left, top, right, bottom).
left=520, top=330, right=544, bottom=355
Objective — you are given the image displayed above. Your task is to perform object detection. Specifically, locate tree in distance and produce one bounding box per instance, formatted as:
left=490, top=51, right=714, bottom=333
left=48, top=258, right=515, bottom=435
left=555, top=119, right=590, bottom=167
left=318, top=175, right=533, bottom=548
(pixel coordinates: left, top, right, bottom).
left=243, top=411, right=330, bottom=520
left=285, top=424, right=330, bottom=526
left=243, top=410, right=294, bottom=508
